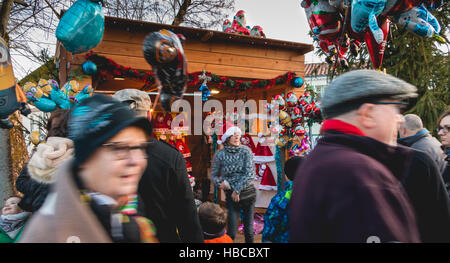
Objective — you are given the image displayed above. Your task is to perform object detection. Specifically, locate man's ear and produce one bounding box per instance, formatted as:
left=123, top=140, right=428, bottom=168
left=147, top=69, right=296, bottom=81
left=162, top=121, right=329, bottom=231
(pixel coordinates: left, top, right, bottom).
left=356, top=103, right=376, bottom=129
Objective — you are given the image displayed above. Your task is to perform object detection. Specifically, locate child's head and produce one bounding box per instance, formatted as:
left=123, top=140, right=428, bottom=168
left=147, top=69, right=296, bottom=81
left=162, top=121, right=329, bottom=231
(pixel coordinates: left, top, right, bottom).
left=284, top=156, right=304, bottom=181
left=2, top=196, right=23, bottom=216
left=198, top=202, right=227, bottom=235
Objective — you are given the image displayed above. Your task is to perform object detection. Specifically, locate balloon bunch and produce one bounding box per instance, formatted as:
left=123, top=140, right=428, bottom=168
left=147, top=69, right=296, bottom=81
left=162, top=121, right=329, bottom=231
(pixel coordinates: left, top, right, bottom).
left=56, top=0, right=104, bottom=54
left=301, top=0, right=445, bottom=69
left=22, top=79, right=94, bottom=112
left=223, top=10, right=266, bottom=38
left=265, top=90, right=322, bottom=148
left=142, top=29, right=188, bottom=112
left=289, top=136, right=310, bottom=157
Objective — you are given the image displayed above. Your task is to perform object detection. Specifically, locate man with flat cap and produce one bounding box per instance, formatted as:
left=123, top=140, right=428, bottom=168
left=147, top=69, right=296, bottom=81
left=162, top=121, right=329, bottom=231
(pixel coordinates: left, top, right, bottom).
left=290, top=70, right=421, bottom=243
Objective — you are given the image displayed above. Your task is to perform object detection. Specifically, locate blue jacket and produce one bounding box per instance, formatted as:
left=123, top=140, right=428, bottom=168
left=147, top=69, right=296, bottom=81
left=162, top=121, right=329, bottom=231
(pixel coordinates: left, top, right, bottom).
left=262, top=181, right=293, bottom=243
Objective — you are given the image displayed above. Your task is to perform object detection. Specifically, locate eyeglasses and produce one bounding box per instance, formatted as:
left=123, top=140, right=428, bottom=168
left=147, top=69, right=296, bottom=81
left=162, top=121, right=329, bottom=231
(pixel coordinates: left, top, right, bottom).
left=102, top=141, right=151, bottom=160
left=436, top=126, right=450, bottom=134
left=373, top=101, right=408, bottom=114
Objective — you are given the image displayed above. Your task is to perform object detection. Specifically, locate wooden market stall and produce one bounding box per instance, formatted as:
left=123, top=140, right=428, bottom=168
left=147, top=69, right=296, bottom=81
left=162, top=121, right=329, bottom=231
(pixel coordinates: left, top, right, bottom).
left=57, top=16, right=313, bottom=209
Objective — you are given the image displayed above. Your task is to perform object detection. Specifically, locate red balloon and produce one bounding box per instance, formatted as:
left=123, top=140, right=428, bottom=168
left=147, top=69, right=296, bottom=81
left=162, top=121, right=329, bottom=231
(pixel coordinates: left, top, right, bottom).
left=365, top=17, right=390, bottom=70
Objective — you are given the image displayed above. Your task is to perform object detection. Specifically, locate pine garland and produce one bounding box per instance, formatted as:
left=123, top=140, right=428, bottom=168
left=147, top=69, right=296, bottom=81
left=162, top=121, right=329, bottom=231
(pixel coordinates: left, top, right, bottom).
left=84, top=52, right=298, bottom=92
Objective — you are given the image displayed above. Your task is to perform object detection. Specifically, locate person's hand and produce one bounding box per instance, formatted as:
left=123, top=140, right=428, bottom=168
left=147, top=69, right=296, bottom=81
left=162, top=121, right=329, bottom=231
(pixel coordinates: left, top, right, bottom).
left=220, top=181, right=230, bottom=190
left=231, top=191, right=240, bottom=203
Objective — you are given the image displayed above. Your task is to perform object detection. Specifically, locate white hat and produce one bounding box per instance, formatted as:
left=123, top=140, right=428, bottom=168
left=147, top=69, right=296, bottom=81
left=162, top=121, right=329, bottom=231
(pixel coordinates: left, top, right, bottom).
left=218, top=124, right=242, bottom=145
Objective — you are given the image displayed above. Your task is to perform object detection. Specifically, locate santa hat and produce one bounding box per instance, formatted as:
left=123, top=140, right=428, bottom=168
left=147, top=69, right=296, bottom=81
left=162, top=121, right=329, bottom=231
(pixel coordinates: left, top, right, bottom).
left=163, top=113, right=173, bottom=132
left=240, top=133, right=256, bottom=153
left=256, top=163, right=277, bottom=191
left=176, top=139, right=191, bottom=158
left=217, top=122, right=242, bottom=145
left=152, top=112, right=167, bottom=133
left=186, top=158, right=192, bottom=172
left=188, top=173, right=195, bottom=188
left=253, top=133, right=275, bottom=163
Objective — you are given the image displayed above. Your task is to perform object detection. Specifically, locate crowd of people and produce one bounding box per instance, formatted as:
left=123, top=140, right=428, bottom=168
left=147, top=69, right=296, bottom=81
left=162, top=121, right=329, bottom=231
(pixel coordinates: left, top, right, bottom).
left=1, top=69, right=449, bottom=243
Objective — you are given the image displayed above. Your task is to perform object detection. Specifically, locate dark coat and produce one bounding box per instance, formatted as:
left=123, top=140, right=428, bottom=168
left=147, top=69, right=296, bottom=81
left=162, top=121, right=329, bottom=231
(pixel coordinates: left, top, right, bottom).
left=398, top=129, right=446, bottom=173
left=290, top=131, right=421, bottom=243
left=138, top=139, right=203, bottom=243
left=15, top=165, right=50, bottom=212
left=400, top=148, right=450, bottom=242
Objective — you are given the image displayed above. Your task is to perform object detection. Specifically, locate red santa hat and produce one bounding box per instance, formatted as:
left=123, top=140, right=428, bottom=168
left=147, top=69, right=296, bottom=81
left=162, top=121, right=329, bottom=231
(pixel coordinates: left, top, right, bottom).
left=253, top=133, right=274, bottom=163
left=185, top=158, right=192, bottom=172
left=163, top=113, right=173, bottom=132
left=256, top=163, right=277, bottom=191
left=188, top=173, right=195, bottom=188
left=176, top=139, right=191, bottom=158
left=152, top=112, right=166, bottom=133
left=217, top=122, right=242, bottom=145
left=240, top=133, right=256, bottom=153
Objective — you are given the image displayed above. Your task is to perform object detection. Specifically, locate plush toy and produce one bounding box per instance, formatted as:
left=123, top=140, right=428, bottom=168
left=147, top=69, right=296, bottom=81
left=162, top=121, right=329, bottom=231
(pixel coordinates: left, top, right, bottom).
left=250, top=26, right=266, bottom=38
left=55, top=0, right=105, bottom=54
left=0, top=37, right=30, bottom=128
left=143, top=29, right=187, bottom=112
left=272, top=94, right=286, bottom=111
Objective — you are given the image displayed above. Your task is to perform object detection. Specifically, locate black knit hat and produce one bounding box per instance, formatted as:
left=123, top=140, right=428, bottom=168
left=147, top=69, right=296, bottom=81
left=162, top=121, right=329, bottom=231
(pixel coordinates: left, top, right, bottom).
left=284, top=156, right=303, bottom=181
left=68, top=94, right=152, bottom=168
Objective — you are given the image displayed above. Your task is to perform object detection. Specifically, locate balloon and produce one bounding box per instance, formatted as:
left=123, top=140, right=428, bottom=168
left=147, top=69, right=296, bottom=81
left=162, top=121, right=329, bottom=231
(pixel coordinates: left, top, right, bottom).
left=294, top=125, right=307, bottom=137
left=0, top=36, right=29, bottom=128
left=279, top=110, right=293, bottom=128
left=351, top=0, right=387, bottom=44
left=286, top=92, right=298, bottom=108
left=272, top=94, right=286, bottom=111
left=292, top=77, right=304, bottom=88
left=302, top=0, right=341, bottom=42
left=199, top=84, right=211, bottom=101
left=365, top=17, right=390, bottom=70
left=223, top=10, right=265, bottom=37
left=394, top=4, right=441, bottom=38
left=82, top=60, right=98, bottom=75
left=55, top=0, right=104, bottom=54
left=143, top=29, right=187, bottom=112
left=291, top=107, right=303, bottom=124
left=23, top=82, right=57, bottom=112
left=74, top=84, right=94, bottom=104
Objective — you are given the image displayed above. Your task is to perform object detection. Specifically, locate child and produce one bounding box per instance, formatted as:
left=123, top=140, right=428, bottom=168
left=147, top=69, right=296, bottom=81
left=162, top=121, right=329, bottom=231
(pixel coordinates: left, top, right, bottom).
left=198, top=202, right=233, bottom=243
left=0, top=196, right=31, bottom=243
left=262, top=156, right=303, bottom=243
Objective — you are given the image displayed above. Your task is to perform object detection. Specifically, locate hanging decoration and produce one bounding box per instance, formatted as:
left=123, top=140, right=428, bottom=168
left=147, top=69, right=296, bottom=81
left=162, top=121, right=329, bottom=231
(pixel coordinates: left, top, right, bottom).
left=55, top=0, right=105, bottom=54
left=198, top=70, right=212, bottom=101
left=301, top=0, right=446, bottom=70
left=84, top=52, right=301, bottom=92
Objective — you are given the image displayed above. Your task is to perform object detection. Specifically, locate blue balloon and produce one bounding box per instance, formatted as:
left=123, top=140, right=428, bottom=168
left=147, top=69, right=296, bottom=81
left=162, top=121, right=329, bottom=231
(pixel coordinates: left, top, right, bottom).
left=351, top=0, right=386, bottom=43
left=82, top=60, right=97, bottom=75
left=293, top=77, right=304, bottom=88
left=55, top=0, right=104, bottom=54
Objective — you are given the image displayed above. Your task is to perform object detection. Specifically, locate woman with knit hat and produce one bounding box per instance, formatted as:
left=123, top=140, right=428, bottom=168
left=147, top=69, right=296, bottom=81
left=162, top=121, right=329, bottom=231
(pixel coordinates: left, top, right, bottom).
left=211, top=123, right=257, bottom=243
left=20, top=94, right=157, bottom=243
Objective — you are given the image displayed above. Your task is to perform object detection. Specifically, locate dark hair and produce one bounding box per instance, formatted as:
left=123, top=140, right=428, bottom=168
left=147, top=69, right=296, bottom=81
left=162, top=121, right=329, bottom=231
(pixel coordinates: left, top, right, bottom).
left=198, top=202, right=227, bottom=234
left=437, top=109, right=450, bottom=127
left=46, top=109, right=70, bottom=138
left=284, top=156, right=303, bottom=181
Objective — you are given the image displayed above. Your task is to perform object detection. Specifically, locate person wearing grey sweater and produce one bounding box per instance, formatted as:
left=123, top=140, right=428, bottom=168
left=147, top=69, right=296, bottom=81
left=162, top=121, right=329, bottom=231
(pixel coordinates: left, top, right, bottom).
left=211, top=125, right=257, bottom=243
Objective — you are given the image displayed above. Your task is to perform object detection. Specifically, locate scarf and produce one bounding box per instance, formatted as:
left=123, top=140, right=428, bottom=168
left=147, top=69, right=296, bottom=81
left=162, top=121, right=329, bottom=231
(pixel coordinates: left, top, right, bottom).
left=321, top=119, right=366, bottom=136
left=0, top=212, right=31, bottom=239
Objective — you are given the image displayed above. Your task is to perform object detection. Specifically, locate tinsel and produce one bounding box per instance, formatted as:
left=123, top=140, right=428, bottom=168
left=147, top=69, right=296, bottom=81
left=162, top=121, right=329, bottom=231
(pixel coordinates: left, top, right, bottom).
left=275, top=145, right=283, bottom=193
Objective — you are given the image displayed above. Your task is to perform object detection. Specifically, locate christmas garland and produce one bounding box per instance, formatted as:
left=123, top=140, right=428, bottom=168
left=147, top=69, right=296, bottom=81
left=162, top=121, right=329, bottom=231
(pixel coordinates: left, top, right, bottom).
left=84, top=52, right=301, bottom=92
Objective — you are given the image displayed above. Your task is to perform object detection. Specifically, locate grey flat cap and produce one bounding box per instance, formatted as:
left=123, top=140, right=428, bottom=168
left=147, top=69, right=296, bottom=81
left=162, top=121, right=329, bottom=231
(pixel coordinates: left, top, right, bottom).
left=321, top=70, right=417, bottom=118
left=114, top=89, right=152, bottom=115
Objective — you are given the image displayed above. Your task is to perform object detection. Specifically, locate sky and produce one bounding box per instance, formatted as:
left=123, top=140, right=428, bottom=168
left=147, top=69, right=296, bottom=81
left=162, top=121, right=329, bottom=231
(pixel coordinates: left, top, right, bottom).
left=12, top=0, right=322, bottom=80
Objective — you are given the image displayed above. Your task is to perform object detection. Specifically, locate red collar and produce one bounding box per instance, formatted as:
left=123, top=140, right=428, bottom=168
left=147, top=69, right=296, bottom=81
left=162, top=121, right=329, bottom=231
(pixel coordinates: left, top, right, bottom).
left=321, top=119, right=366, bottom=136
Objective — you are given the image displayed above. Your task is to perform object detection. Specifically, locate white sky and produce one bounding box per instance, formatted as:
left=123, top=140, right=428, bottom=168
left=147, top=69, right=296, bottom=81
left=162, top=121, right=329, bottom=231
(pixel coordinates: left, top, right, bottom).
left=12, top=0, right=322, bottom=80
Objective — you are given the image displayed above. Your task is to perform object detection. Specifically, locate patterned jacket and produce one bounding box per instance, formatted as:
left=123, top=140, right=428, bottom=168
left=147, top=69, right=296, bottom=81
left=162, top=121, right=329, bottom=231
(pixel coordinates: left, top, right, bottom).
left=211, top=145, right=256, bottom=194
